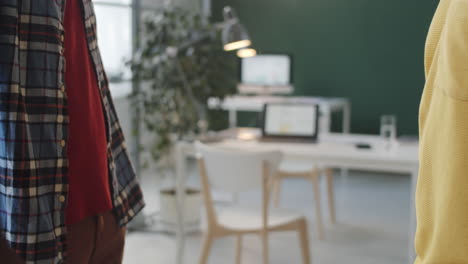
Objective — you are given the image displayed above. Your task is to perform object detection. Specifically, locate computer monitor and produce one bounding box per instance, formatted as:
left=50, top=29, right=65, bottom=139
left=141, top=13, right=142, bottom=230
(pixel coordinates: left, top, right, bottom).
left=239, top=54, right=293, bottom=94
left=261, top=103, right=319, bottom=141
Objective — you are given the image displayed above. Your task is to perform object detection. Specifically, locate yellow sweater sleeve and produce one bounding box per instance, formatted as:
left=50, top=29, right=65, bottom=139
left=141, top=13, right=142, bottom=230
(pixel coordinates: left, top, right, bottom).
left=416, top=0, right=468, bottom=263
left=437, top=0, right=468, bottom=100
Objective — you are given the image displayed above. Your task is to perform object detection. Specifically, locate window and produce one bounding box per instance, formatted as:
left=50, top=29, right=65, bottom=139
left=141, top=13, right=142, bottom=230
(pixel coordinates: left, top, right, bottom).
left=93, top=0, right=206, bottom=97
left=94, top=0, right=133, bottom=97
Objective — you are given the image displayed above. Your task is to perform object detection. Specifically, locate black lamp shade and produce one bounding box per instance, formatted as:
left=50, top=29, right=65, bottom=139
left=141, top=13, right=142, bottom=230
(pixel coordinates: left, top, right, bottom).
left=222, top=6, right=251, bottom=51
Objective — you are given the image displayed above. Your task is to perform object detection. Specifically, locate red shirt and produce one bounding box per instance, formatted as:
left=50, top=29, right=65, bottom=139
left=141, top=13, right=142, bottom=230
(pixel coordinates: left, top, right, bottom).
left=64, top=0, right=113, bottom=225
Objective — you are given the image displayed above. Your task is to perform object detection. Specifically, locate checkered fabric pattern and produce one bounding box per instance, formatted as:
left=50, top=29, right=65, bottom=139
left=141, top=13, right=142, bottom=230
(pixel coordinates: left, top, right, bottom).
left=0, top=0, right=145, bottom=263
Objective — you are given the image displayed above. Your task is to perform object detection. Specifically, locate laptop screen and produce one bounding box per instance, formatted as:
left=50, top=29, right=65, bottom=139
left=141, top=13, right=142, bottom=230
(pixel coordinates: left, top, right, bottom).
left=263, top=103, right=319, bottom=139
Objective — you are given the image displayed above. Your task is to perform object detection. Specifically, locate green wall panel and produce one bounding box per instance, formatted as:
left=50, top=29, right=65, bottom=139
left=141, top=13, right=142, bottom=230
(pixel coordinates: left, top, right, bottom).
left=213, top=0, right=439, bottom=135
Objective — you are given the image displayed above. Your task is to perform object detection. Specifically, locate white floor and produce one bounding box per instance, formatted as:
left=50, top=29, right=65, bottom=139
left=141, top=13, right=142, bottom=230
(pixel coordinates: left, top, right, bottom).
left=123, top=167, right=411, bottom=264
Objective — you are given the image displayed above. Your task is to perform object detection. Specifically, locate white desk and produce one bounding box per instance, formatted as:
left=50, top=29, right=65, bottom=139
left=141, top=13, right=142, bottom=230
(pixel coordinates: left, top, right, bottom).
left=208, top=95, right=352, bottom=134
left=174, top=132, right=419, bottom=264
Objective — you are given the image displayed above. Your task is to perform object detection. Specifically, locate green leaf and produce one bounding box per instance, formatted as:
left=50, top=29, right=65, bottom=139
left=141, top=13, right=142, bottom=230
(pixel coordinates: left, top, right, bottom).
left=129, top=6, right=237, bottom=163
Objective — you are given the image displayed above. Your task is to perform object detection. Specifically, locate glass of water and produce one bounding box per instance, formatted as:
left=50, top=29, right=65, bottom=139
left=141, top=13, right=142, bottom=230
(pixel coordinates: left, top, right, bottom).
left=380, top=115, right=397, bottom=151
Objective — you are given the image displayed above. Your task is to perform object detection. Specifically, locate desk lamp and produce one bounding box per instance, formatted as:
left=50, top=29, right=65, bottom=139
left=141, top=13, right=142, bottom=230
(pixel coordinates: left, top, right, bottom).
left=222, top=6, right=252, bottom=51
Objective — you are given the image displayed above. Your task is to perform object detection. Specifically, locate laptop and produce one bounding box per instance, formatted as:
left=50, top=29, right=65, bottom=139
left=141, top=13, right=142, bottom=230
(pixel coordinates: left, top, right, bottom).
left=261, top=103, right=319, bottom=143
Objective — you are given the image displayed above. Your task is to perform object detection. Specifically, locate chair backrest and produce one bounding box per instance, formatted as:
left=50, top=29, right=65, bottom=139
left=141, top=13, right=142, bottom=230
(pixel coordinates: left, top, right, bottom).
left=195, top=142, right=283, bottom=193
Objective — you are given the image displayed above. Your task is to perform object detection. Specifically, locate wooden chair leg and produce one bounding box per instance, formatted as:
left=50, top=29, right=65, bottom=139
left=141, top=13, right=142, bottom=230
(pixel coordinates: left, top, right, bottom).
left=325, top=168, right=336, bottom=224
left=311, top=174, right=324, bottom=240
left=272, top=177, right=282, bottom=207
left=199, top=232, right=214, bottom=264
left=235, top=235, right=242, bottom=264
left=298, top=219, right=311, bottom=264
left=261, top=231, right=269, bottom=264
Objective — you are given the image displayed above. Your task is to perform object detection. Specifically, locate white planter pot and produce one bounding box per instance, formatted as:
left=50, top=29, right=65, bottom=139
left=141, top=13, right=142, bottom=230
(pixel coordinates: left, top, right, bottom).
left=159, top=188, right=202, bottom=233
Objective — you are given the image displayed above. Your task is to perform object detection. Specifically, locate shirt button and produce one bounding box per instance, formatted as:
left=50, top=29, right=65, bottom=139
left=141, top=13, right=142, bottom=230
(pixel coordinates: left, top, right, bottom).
left=58, top=195, right=66, bottom=203
left=60, top=35, right=64, bottom=42
left=60, top=140, right=66, bottom=147
left=60, top=85, right=65, bottom=93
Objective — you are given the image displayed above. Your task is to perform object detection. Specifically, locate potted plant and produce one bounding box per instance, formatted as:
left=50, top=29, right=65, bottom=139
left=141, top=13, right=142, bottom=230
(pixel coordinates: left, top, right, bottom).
left=129, top=6, right=237, bottom=229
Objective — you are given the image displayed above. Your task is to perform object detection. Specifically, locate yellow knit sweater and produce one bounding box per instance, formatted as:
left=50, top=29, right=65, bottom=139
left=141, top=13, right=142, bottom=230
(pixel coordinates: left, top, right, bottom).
left=417, top=0, right=468, bottom=263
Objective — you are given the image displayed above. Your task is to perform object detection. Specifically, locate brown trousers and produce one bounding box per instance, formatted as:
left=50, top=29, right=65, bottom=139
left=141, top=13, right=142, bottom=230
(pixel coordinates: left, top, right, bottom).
left=67, top=210, right=126, bottom=264
left=1, top=210, right=126, bottom=264
left=0, top=236, right=24, bottom=264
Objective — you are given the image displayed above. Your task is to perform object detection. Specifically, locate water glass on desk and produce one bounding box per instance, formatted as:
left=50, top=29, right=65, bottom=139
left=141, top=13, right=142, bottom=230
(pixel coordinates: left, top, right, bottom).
left=380, top=115, right=397, bottom=151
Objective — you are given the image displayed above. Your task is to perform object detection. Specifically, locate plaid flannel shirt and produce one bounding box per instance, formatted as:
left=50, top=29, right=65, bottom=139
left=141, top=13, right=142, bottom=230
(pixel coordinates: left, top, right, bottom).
left=0, top=0, right=145, bottom=263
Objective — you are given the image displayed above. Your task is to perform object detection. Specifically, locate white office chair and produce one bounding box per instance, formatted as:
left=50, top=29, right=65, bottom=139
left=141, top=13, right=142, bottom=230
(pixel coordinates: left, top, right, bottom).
left=196, top=142, right=311, bottom=264
left=272, top=160, right=336, bottom=240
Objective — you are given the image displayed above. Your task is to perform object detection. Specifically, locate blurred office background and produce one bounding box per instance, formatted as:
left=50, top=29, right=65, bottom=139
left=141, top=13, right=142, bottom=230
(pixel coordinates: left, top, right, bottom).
left=96, top=0, right=439, bottom=263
